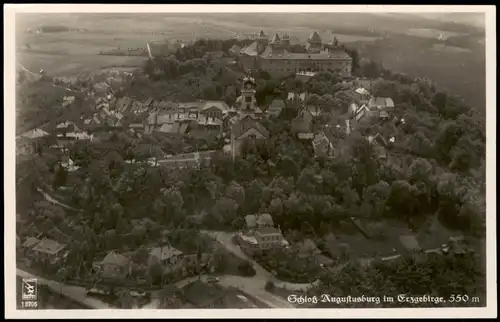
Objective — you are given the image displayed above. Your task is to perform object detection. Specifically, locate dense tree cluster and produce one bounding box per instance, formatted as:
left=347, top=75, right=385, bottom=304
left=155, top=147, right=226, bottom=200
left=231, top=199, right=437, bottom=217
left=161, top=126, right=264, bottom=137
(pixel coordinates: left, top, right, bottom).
left=17, top=38, right=485, bottom=299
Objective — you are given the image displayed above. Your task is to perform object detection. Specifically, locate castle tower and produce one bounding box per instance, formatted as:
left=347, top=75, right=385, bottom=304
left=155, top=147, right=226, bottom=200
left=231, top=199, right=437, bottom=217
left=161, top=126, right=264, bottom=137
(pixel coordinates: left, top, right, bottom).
left=281, top=33, right=290, bottom=48
left=256, top=30, right=269, bottom=54
left=271, top=33, right=281, bottom=45
left=307, top=31, right=322, bottom=53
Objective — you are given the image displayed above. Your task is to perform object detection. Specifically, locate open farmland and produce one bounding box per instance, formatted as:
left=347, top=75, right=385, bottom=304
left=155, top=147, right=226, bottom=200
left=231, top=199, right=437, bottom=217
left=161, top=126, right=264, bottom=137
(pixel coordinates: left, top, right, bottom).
left=16, top=12, right=485, bottom=111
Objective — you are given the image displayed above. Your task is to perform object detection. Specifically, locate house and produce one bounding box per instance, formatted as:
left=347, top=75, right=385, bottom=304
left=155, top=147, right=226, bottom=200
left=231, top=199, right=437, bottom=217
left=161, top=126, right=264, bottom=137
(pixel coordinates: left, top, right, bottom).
left=229, top=44, right=242, bottom=56
left=312, top=125, right=349, bottom=158
left=63, top=130, right=92, bottom=141
left=367, top=133, right=391, bottom=159
left=31, top=238, right=67, bottom=264
left=291, top=106, right=314, bottom=139
left=237, top=214, right=289, bottom=255
left=296, top=239, right=334, bottom=267
left=230, top=117, right=270, bottom=160
left=62, top=96, right=76, bottom=108
left=244, top=213, right=274, bottom=230
left=267, top=99, right=285, bottom=118
left=22, top=237, right=41, bottom=252
left=97, top=251, right=131, bottom=279
left=149, top=245, right=183, bottom=267
left=349, top=101, right=370, bottom=123
left=254, top=227, right=288, bottom=250
left=182, top=281, right=227, bottom=308
left=355, top=78, right=375, bottom=92
left=201, top=101, right=230, bottom=120
left=367, top=97, right=395, bottom=119
left=20, top=128, right=49, bottom=139
left=60, top=157, right=80, bottom=172
left=115, top=97, right=133, bottom=113
left=287, top=92, right=307, bottom=102
left=312, top=131, right=334, bottom=158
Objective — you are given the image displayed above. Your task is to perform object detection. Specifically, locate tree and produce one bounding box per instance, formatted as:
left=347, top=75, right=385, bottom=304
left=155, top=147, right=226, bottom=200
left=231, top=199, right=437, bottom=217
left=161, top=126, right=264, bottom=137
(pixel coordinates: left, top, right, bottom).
left=52, top=164, right=68, bottom=191
left=225, top=181, right=246, bottom=207
left=387, top=180, right=420, bottom=217
left=408, top=158, right=433, bottom=183
left=223, top=85, right=237, bottom=106
left=132, top=246, right=150, bottom=265
left=211, top=197, right=238, bottom=225
left=361, top=181, right=390, bottom=217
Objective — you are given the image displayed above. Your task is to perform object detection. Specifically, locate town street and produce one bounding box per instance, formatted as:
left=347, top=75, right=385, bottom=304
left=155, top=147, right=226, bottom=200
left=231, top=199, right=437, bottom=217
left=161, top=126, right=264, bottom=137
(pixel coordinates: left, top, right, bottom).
left=201, top=230, right=319, bottom=292
left=16, top=268, right=112, bottom=309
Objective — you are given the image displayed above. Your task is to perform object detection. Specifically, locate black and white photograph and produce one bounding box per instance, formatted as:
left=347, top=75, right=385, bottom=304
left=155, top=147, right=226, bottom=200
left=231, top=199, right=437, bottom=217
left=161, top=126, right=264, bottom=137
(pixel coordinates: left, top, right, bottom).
left=4, top=4, right=496, bottom=319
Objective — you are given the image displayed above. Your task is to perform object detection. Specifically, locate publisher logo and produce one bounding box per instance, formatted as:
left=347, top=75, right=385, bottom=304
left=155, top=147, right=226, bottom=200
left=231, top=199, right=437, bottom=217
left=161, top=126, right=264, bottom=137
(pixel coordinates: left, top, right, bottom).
left=22, top=278, right=37, bottom=301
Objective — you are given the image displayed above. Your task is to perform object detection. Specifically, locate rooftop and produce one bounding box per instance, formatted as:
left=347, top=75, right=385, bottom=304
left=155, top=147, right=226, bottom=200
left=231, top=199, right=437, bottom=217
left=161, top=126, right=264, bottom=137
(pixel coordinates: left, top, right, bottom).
left=150, top=245, right=183, bottom=261
left=22, top=237, right=40, bottom=248
left=32, top=238, right=66, bottom=255
left=256, top=226, right=281, bottom=235
left=232, top=118, right=270, bottom=139
left=101, top=251, right=130, bottom=267
left=368, top=97, right=395, bottom=109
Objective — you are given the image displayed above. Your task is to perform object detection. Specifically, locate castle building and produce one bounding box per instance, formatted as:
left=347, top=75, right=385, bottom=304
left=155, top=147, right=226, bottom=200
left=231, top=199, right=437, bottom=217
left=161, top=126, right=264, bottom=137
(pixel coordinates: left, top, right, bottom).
left=239, top=31, right=352, bottom=77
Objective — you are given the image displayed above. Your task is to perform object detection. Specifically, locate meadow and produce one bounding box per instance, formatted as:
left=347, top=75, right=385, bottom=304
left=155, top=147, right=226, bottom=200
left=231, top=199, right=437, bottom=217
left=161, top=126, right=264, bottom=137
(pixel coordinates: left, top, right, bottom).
left=15, top=13, right=486, bottom=110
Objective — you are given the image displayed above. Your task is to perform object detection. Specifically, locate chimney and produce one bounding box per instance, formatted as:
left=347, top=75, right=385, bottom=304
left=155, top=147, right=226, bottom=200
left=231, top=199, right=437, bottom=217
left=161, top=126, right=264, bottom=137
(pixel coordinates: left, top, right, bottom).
left=345, top=119, right=351, bottom=135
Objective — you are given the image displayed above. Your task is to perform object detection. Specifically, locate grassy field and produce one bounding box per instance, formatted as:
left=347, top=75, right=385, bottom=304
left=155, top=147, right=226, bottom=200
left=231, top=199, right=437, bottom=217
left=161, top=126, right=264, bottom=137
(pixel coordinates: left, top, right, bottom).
left=15, top=13, right=485, bottom=110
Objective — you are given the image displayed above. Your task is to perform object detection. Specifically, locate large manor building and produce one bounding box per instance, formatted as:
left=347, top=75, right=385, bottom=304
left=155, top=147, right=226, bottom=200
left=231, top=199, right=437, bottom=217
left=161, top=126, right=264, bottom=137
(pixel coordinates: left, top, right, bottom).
left=238, top=31, right=353, bottom=77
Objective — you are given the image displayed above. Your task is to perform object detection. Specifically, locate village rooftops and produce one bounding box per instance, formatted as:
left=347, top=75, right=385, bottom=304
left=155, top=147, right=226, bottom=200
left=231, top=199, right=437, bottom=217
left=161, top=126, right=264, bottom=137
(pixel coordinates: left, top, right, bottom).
left=101, top=251, right=130, bottom=267
left=202, top=101, right=230, bottom=113
left=287, top=92, right=307, bottom=101
left=354, top=87, right=370, bottom=96
left=368, top=97, right=395, bottom=109
left=32, top=238, right=66, bottom=255
left=20, top=128, right=49, bottom=139
left=150, top=245, right=183, bottom=261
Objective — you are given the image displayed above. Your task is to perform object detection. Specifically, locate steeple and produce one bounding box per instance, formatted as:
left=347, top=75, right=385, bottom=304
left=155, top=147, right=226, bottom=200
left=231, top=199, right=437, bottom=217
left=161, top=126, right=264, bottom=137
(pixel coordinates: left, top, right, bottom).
left=308, top=31, right=322, bottom=44
left=271, top=33, right=281, bottom=44
left=281, top=33, right=290, bottom=48
left=330, top=36, right=339, bottom=47
left=237, top=69, right=258, bottom=114
left=307, top=31, right=322, bottom=53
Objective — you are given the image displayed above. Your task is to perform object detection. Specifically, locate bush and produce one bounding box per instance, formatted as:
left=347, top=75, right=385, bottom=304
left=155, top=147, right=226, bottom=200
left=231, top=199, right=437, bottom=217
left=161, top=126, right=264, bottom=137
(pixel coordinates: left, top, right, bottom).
left=265, top=281, right=275, bottom=291
left=237, top=261, right=256, bottom=277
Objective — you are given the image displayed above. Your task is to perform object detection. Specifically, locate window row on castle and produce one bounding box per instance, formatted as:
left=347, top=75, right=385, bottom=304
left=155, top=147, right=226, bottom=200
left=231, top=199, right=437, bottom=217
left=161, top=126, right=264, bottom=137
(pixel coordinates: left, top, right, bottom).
left=262, top=66, right=350, bottom=74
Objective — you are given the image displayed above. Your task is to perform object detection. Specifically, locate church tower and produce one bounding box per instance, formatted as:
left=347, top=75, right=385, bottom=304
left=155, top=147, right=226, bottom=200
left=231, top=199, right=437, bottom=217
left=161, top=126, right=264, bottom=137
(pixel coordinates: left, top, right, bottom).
left=237, top=70, right=258, bottom=114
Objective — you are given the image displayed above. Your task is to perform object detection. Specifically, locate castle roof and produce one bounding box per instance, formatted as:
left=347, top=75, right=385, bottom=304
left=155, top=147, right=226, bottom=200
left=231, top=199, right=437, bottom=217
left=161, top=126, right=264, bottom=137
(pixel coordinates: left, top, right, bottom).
left=271, top=33, right=281, bottom=43
left=260, top=47, right=350, bottom=60
left=240, top=41, right=260, bottom=56
left=282, top=33, right=290, bottom=40
left=258, top=30, right=266, bottom=38
left=309, top=31, right=322, bottom=43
